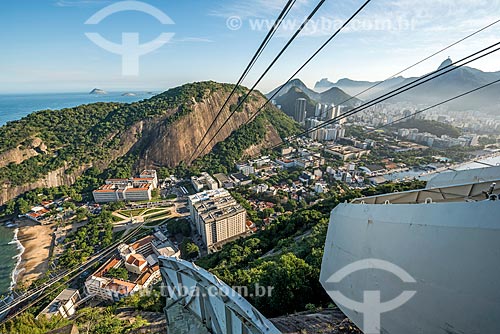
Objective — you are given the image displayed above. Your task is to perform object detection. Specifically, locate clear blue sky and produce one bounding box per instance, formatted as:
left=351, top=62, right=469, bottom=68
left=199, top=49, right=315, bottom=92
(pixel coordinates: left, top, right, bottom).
left=0, top=0, right=499, bottom=93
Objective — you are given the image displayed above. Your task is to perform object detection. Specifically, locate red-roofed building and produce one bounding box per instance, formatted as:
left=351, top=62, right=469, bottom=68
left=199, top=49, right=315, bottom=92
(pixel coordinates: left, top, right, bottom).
left=85, top=234, right=171, bottom=303
left=92, top=170, right=158, bottom=203
left=125, top=253, right=148, bottom=274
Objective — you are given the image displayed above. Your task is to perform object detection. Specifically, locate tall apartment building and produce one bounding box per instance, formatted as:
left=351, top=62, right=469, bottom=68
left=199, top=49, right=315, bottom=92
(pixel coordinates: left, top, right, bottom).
left=315, top=103, right=328, bottom=118
left=294, top=98, right=307, bottom=124
left=188, top=189, right=247, bottom=252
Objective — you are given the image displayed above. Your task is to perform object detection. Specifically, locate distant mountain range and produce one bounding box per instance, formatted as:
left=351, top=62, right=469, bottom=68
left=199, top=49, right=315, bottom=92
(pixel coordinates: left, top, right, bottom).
left=268, top=79, right=322, bottom=101
left=266, top=79, right=362, bottom=117
left=313, top=58, right=500, bottom=111
left=314, top=77, right=406, bottom=97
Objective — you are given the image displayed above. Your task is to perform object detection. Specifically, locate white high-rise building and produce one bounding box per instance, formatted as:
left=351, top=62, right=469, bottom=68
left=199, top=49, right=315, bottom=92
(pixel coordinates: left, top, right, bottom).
left=295, top=98, right=307, bottom=124
left=188, top=189, right=247, bottom=252
left=315, top=103, right=327, bottom=118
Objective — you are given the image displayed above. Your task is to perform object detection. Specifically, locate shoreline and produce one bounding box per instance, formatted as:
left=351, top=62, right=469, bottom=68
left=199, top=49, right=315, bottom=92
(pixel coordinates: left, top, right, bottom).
left=7, top=228, right=25, bottom=292
left=13, top=220, right=53, bottom=289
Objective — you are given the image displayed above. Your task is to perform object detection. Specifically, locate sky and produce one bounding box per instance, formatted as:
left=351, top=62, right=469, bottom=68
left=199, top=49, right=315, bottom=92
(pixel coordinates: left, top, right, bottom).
left=0, top=0, right=499, bottom=94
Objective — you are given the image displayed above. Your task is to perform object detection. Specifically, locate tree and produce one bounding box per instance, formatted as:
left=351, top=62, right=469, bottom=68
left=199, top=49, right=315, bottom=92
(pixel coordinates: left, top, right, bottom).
left=105, top=267, right=129, bottom=281
left=181, top=238, right=199, bottom=260
left=167, top=218, right=191, bottom=237
left=16, top=198, right=31, bottom=214
left=255, top=253, right=316, bottom=316
left=4, top=200, right=16, bottom=215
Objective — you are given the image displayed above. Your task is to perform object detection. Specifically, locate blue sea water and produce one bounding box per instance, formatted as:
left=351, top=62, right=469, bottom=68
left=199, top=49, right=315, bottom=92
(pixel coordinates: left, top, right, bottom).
left=0, top=91, right=153, bottom=127
left=0, top=91, right=150, bottom=295
left=0, top=226, right=20, bottom=297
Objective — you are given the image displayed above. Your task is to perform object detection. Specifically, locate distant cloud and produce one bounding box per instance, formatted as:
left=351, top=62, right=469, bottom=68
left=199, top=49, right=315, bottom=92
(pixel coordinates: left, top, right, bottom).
left=54, top=0, right=111, bottom=7
left=173, top=37, right=214, bottom=43
left=210, top=0, right=312, bottom=19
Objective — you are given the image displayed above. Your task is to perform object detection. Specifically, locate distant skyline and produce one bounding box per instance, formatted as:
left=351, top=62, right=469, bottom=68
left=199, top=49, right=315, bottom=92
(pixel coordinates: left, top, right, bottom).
left=1, top=0, right=499, bottom=94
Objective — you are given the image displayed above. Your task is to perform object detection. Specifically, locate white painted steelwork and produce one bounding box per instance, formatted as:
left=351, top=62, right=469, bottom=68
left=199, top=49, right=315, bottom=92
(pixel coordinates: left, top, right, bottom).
left=159, top=256, right=281, bottom=334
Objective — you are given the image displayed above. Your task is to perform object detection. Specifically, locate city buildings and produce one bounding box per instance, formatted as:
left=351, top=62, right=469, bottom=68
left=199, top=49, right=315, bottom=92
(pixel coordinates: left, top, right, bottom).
left=191, top=172, right=219, bottom=192
left=324, top=145, right=370, bottom=161
left=92, top=170, right=158, bottom=203
left=306, top=118, right=346, bottom=142
left=294, top=98, right=307, bottom=124
left=188, top=189, right=247, bottom=252
left=235, top=163, right=255, bottom=176
left=397, top=128, right=481, bottom=148
left=38, top=289, right=81, bottom=319
left=213, top=173, right=235, bottom=189
left=85, top=235, right=178, bottom=302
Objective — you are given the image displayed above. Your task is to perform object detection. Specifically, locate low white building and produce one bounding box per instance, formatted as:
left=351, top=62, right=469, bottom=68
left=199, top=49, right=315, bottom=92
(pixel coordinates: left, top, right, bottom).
left=93, top=170, right=158, bottom=203
left=38, top=289, right=81, bottom=319
left=192, top=172, right=219, bottom=192
left=315, top=182, right=329, bottom=194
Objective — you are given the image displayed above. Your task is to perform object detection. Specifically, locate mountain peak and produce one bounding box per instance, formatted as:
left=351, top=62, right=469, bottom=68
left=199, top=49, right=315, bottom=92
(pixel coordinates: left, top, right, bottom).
left=438, top=57, right=453, bottom=70
left=288, top=78, right=307, bottom=87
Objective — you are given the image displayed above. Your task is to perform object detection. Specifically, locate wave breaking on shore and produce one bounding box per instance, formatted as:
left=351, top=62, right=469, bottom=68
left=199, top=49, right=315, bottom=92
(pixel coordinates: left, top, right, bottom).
left=7, top=228, right=25, bottom=291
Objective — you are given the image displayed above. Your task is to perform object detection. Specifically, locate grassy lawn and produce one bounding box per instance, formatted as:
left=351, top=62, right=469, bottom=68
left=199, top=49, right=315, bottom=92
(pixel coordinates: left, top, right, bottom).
left=142, top=208, right=168, bottom=216
left=118, top=208, right=145, bottom=217
left=112, top=215, right=125, bottom=223
left=147, top=211, right=171, bottom=220
left=145, top=216, right=179, bottom=227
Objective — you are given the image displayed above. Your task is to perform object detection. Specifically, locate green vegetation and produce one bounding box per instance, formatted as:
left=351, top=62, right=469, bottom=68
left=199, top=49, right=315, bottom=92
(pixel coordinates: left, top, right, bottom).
left=146, top=210, right=171, bottom=220
left=365, top=144, right=476, bottom=166
left=105, top=267, right=129, bottom=281
left=197, top=180, right=426, bottom=317
left=189, top=108, right=301, bottom=175
left=118, top=208, right=145, bottom=217
left=144, top=218, right=169, bottom=227
left=118, top=288, right=164, bottom=312
left=181, top=238, right=199, bottom=260
left=0, top=312, right=71, bottom=334
left=58, top=210, right=114, bottom=268
left=391, top=119, right=462, bottom=138
left=274, top=87, right=316, bottom=119
left=0, top=81, right=239, bottom=188
left=142, top=208, right=167, bottom=215
left=167, top=218, right=191, bottom=237
left=0, top=305, right=150, bottom=334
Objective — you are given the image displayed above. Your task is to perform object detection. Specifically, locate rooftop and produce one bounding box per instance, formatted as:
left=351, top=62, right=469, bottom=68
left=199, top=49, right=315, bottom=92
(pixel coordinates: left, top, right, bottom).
left=126, top=253, right=147, bottom=267
left=130, top=236, right=155, bottom=251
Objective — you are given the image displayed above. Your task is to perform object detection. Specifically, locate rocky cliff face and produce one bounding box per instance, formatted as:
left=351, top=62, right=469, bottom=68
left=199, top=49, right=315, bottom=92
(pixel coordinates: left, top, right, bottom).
left=0, top=164, right=88, bottom=205
left=0, top=117, right=149, bottom=205
left=139, top=90, right=278, bottom=167
left=0, top=138, right=46, bottom=169
left=0, top=83, right=288, bottom=205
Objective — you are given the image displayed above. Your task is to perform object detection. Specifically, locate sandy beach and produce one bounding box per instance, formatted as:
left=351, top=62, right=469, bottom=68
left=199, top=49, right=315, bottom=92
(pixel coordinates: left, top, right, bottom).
left=15, top=219, right=53, bottom=287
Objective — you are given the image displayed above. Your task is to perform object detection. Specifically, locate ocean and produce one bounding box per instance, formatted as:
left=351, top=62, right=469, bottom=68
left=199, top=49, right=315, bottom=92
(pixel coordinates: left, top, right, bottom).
left=0, top=91, right=148, bottom=295
left=0, top=226, right=22, bottom=297
left=0, top=91, right=152, bottom=127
